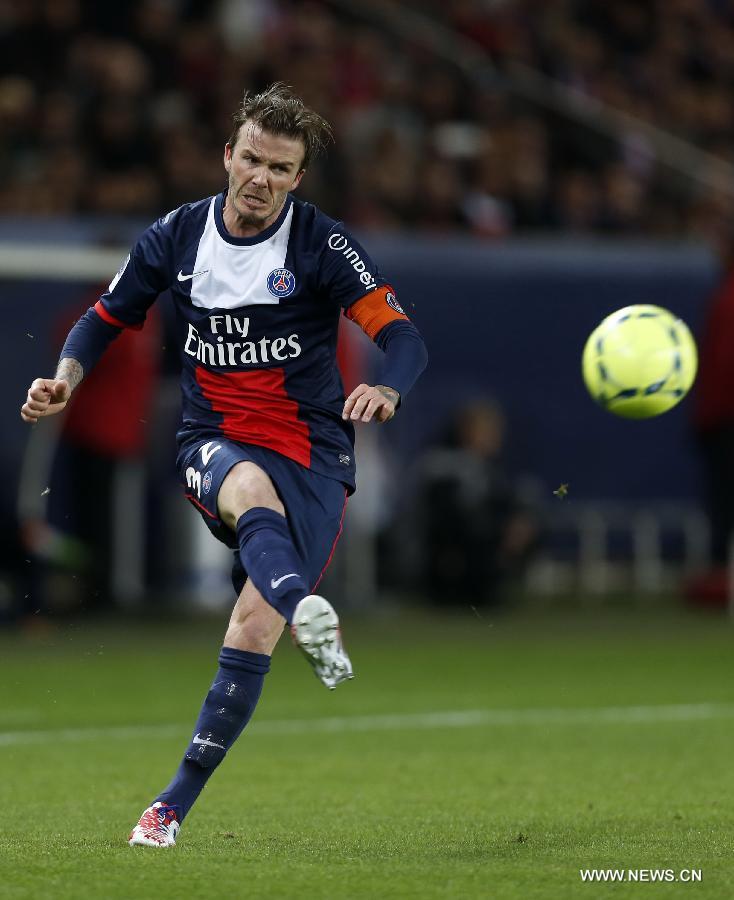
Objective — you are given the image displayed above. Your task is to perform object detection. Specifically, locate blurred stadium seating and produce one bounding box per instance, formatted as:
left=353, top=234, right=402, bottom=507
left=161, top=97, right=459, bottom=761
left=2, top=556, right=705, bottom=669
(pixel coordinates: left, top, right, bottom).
left=2, top=0, right=734, bottom=240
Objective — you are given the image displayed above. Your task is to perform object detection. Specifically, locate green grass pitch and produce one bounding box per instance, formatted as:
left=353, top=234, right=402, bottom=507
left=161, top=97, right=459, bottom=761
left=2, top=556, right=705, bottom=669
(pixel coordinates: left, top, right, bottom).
left=1, top=606, right=733, bottom=899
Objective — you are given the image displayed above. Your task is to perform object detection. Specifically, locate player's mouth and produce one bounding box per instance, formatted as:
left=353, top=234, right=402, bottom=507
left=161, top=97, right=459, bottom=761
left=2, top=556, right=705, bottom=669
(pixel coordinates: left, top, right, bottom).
left=241, top=193, right=269, bottom=208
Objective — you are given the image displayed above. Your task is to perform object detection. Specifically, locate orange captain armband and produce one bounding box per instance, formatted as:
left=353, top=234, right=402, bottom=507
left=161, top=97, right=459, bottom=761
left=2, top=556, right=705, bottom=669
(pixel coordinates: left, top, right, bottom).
left=344, top=285, right=409, bottom=340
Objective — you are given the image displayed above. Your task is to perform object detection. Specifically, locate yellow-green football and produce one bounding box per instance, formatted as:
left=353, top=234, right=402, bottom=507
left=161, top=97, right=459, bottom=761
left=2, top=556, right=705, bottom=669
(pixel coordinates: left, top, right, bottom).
left=582, top=304, right=697, bottom=419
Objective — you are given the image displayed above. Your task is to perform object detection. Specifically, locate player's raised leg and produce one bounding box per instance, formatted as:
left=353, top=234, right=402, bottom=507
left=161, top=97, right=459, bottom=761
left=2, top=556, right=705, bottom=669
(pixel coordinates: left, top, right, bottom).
left=218, top=461, right=353, bottom=689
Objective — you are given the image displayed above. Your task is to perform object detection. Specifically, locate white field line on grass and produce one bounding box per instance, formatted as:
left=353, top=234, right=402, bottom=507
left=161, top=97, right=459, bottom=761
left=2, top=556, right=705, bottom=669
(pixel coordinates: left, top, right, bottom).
left=0, top=703, right=733, bottom=747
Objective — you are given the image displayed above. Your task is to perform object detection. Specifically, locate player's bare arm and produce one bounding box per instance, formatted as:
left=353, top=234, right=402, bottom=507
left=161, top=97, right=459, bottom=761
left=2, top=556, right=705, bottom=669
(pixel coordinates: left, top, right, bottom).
left=20, top=357, right=83, bottom=423
left=342, top=384, right=399, bottom=424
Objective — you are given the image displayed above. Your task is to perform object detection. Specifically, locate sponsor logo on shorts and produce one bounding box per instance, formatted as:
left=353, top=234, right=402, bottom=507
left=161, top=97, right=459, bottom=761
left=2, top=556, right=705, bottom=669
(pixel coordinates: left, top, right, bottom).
left=267, top=268, right=296, bottom=297
left=339, top=453, right=351, bottom=465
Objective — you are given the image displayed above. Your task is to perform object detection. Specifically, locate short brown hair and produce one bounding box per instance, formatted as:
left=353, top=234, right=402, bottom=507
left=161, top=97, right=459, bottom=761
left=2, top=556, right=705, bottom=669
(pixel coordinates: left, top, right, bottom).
left=227, top=82, right=333, bottom=169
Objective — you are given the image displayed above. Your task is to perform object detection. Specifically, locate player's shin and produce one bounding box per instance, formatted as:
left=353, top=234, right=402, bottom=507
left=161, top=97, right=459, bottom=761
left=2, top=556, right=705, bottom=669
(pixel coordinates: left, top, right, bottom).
left=155, top=647, right=270, bottom=821
left=235, top=507, right=308, bottom=622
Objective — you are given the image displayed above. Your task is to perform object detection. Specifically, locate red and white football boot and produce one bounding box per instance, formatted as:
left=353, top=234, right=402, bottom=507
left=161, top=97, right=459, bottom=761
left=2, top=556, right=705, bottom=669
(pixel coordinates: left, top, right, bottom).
left=128, top=802, right=180, bottom=848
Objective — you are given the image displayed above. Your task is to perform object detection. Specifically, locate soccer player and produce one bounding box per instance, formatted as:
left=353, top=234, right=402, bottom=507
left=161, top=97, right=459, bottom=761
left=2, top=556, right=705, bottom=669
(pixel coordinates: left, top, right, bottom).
left=20, top=83, right=428, bottom=847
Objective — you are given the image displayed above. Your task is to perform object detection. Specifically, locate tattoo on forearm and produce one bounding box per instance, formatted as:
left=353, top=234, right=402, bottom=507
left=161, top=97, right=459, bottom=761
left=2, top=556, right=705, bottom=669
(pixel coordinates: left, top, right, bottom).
left=376, top=385, right=399, bottom=405
left=55, top=357, right=84, bottom=391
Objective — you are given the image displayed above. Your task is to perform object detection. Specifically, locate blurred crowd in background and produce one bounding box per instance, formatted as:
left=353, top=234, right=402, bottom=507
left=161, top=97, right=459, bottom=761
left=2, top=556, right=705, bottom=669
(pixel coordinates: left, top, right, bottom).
left=2, top=0, right=734, bottom=241
left=5, top=0, right=734, bottom=621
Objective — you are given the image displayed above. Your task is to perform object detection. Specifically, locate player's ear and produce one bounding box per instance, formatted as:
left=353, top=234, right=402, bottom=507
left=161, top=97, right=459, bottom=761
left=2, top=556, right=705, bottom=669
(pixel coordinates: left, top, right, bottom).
left=224, top=143, right=232, bottom=173
left=291, top=169, right=305, bottom=190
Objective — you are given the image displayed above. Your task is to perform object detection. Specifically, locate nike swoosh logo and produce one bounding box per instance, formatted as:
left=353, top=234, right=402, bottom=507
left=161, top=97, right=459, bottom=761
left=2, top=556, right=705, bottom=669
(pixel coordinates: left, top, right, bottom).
left=177, top=269, right=210, bottom=281
left=192, top=733, right=226, bottom=750
left=271, top=573, right=299, bottom=590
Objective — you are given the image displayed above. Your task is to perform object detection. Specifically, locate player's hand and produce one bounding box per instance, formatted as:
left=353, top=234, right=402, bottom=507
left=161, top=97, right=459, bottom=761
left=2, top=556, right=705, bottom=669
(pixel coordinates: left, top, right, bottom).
left=342, top=384, right=399, bottom=424
left=20, top=378, right=71, bottom=423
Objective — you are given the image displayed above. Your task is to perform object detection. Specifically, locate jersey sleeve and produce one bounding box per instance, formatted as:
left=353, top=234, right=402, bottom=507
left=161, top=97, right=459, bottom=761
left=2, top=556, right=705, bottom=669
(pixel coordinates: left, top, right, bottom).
left=60, top=306, right=122, bottom=375
left=317, top=223, right=411, bottom=338
left=94, top=213, right=174, bottom=330
left=373, top=319, right=428, bottom=400
left=317, top=222, right=427, bottom=400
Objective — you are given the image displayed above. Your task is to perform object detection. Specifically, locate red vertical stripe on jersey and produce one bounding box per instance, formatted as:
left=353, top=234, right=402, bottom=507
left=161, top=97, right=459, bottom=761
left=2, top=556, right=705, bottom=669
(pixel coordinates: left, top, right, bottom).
left=195, top=366, right=312, bottom=468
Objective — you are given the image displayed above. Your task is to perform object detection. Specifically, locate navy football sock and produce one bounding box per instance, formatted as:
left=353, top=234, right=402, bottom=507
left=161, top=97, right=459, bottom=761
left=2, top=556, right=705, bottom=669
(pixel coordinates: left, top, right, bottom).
left=235, top=507, right=308, bottom=623
left=156, top=647, right=270, bottom=821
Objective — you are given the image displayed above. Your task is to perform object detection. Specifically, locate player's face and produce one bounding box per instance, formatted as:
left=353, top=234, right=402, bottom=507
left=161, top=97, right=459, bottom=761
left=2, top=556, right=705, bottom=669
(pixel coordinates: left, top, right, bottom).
left=224, top=123, right=305, bottom=236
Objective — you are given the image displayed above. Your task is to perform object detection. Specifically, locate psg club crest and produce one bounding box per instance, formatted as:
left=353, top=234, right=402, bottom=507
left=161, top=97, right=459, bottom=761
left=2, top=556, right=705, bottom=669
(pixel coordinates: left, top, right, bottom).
left=386, top=291, right=405, bottom=314
left=267, top=268, right=296, bottom=298
left=202, top=471, right=213, bottom=494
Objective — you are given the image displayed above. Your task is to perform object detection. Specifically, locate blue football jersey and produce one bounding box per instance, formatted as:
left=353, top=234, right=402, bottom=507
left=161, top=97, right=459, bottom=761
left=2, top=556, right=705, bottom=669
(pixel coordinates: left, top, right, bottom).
left=94, top=192, right=412, bottom=491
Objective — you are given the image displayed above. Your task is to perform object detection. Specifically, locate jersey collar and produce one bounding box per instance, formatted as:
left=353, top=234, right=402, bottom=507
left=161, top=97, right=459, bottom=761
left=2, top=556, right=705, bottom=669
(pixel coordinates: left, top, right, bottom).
left=214, top=191, right=293, bottom=246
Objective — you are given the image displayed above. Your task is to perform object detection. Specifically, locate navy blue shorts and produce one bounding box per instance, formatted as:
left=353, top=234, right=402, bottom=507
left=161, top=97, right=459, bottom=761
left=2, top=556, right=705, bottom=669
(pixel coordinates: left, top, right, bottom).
left=177, top=434, right=348, bottom=595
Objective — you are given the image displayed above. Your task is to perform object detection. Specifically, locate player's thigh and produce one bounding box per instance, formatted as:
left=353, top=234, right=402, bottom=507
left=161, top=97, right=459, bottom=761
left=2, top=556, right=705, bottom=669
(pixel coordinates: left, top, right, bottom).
left=177, top=436, right=271, bottom=547
left=217, top=461, right=284, bottom=529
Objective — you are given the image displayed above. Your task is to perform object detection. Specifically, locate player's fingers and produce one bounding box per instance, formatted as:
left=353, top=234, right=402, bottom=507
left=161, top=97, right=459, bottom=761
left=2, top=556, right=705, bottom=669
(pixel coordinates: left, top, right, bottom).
left=342, top=392, right=358, bottom=419
left=375, top=403, right=395, bottom=423
left=51, top=379, right=71, bottom=402
left=20, top=406, right=40, bottom=423
left=21, top=395, right=54, bottom=418
left=360, top=396, right=385, bottom=423
left=30, top=376, right=55, bottom=393
left=30, top=402, right=67, bottom=420
left=349, top=391, right=374, bottom=420
left=27, top=386, right=51, bottom=404
left=342, top=384, right=369, bottom=420
left=25, top=392, right=50, bottom=412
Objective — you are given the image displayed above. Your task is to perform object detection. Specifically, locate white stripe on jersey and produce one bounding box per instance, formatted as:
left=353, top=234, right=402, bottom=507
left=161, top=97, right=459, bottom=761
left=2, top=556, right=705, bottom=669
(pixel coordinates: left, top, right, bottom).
left=189, top=198, right=295, bottom=310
